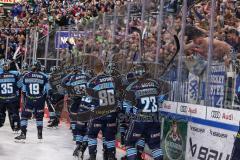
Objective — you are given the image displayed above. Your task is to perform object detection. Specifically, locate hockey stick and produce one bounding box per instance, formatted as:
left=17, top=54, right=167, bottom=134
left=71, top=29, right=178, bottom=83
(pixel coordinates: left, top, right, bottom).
left=7, top=46, right=21, bottom=72
left=127, top=26, right=180, bottom=77
left=46, top=97, right=56, bottom=113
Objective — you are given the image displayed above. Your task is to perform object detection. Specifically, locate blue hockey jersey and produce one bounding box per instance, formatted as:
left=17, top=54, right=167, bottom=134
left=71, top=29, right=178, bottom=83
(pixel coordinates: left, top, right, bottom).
left=62, top=73, right=90, bottom=98
left=126, top=79, right=161, bottom=113
left=22, top=71, right=51, bottom=104
left=0, top=70, right=21, bottom=103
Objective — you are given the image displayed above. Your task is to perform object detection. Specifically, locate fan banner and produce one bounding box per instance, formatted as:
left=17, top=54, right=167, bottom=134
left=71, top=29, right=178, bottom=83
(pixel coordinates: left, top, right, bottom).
left=55, top=31, right=91, bottom=49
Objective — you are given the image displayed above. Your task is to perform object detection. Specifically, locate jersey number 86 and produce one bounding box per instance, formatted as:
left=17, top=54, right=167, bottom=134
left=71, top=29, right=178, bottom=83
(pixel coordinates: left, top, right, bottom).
left=99, top=89, right=115, bottom=106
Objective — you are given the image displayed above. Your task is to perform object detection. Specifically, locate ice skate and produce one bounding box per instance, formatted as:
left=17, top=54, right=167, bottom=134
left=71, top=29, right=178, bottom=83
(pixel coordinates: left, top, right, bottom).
left=14, top=132, right=26, bottom=143
left=47, top=118, right=59, bottom=129
left=37, top=129, right=43, bottom=143
left=73, top=144, right=81, bottom=157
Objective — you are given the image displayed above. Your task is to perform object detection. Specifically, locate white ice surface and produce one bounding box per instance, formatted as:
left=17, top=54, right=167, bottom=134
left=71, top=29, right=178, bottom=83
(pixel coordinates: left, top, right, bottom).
left=0, top=119, right=125, bottom=160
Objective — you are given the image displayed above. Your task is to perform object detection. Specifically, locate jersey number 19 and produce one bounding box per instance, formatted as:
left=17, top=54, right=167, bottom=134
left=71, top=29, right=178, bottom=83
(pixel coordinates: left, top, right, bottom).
left=29, top=83, right=40, bottom=95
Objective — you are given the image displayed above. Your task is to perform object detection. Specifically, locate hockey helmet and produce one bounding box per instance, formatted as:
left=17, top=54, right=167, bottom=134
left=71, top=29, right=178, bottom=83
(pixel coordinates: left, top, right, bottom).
left=22, top=63, right=29, bottom=71
left=50, top=66, right=58, bottom=73
left=133, top=64, right=146, bottom=78
left=105, top=62, right=118, bottom=75
left=2, top=59, right=11, bottom=71
left=31, top=60, right=41, bottom=71
left=41, top=65, right=46, bottom=72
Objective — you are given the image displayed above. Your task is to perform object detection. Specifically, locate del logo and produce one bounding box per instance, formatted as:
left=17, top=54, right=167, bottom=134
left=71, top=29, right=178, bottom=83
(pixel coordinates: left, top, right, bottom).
left=189, top=137, right=230, bottom=160
left=164, top=127, right=184, bottom=159
left=211, top=111, right=221, bottom=119
left=180, top=105, right=187, bottom=113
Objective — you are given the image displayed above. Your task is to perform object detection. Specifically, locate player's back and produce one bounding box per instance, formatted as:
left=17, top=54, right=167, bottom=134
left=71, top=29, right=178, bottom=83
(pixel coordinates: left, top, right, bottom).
left=0, top=70, right=20, bottom=103
left=22, top=71, right=48, bottom=99
left=66, top=73, right=90, bottom=98
left=88, top=73, right=119, bottom=108
left=127, top=78, right=160, bottom=113
left=49, top=71, right=65, bottom=95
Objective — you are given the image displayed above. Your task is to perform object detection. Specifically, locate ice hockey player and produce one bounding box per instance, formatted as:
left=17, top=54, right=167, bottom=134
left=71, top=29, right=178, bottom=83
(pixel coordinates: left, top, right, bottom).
left=119, top=72, right=145, bottom=160
left=61, top=66, right=90, bottom=146
left=124, top=64, right=164, bottom=160
left=0, top=59, right=21, bottom=132
left=47, top=66, right=65, bottom=128
left=72, top=95, right=91, bottom=159
left=47, top=66, right=58, bottom=125
left=86, top=62, right=123, bottom=160
left=15, top=60, right=52, bottom=141
left=21, top=63, right=29, bottom=75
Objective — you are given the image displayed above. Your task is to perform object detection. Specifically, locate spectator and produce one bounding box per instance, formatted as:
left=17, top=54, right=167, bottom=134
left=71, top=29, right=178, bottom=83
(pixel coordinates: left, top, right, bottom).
left=226, top=28, right=240, bottom=56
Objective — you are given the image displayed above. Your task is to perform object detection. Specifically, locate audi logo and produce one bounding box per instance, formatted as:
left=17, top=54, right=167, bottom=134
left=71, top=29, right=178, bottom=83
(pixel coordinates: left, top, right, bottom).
left=211, top=111, right=221, bottom=119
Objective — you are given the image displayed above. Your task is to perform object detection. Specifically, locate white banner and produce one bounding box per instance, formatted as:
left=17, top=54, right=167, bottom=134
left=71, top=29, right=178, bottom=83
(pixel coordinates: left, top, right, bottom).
left=185, top=122, right=235, bottom=160
left=177, top=102, right=206, bottom=119
left=206, top=107, right=240, bottom=126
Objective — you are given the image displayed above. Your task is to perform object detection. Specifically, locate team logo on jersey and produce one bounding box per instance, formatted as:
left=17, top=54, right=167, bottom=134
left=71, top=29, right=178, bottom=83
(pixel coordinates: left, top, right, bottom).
left=164, top=121, right=184, bottom=160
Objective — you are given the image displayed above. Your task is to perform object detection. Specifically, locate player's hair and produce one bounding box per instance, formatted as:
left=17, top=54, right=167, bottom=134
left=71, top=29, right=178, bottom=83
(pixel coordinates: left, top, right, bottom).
left=185, top=25, right=205, bottom=41
left=94, top=62, right=104, bottom=74
left=227, top=28, right=239, bottom=36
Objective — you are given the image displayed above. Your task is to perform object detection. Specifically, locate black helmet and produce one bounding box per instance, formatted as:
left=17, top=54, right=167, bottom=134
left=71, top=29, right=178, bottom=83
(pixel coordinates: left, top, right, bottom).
left=133, top=64, right=146, bottom=78
left=2, top=59, right=11, bottom=71
left=105, top=62, right=117, bottom=75
left=56, top=66, right=61, bottom=71
left=126, top=72, right=135, bottom=83
left=50, top=66, right=57, bottom=73
left=73, top=65, right=81, bottom=72
left=22, top=63, right=29, bottom=71
left=41, top=65, right=46, bottom=72
left=31, top=60, right=41, bottom=71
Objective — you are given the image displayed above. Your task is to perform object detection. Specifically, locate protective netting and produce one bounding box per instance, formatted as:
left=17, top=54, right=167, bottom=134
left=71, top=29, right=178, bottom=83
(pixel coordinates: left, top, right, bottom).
left=20, top=0, right=240, bottom=108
